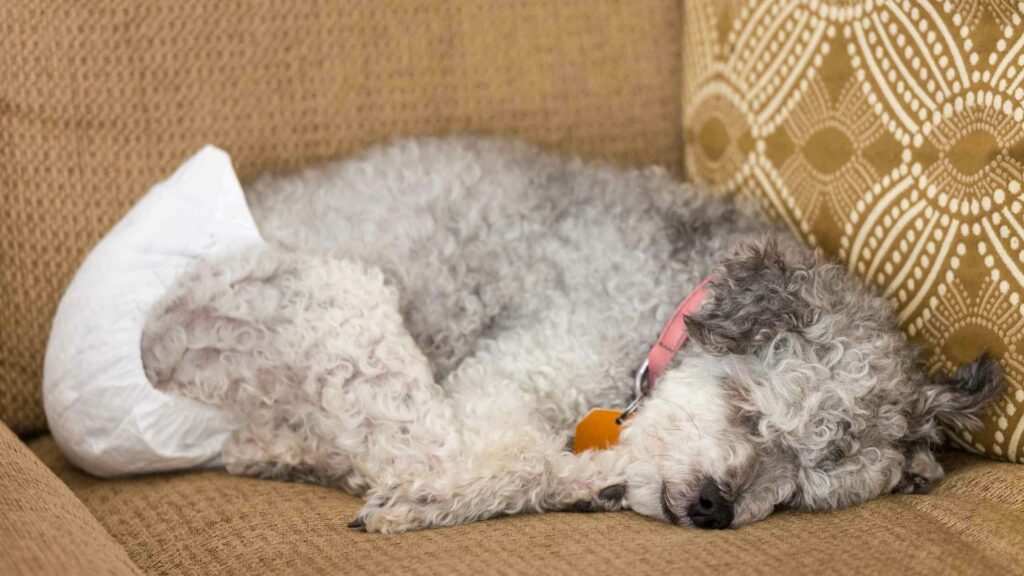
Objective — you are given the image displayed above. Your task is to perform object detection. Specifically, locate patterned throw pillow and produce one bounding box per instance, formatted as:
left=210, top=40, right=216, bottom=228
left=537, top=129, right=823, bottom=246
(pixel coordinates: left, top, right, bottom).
left=683, top=0, right=1024, bottom=462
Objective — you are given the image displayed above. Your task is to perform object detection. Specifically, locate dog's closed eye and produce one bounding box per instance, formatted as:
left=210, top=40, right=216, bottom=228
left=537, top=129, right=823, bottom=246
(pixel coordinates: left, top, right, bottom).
left=821, top=422, right=852, bottom=465
left=823, top=443, right=844, bottom=464
left=738, top=410, right=762, bottom=437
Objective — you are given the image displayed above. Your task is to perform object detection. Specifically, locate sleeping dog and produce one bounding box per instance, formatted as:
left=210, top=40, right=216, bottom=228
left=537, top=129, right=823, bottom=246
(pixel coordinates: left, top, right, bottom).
left=142, top=137, right=999, bottom=532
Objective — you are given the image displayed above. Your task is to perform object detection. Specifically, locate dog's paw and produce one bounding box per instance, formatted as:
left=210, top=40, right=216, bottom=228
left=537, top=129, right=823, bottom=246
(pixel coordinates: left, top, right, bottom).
left=348, top=485, right=452, bottom=534
left=562, top=483, right=627, bottom=513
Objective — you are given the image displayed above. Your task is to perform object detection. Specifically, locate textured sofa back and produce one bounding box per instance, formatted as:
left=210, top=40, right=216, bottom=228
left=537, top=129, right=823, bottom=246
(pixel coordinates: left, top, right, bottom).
left=0, top=0, right=683, bottom=435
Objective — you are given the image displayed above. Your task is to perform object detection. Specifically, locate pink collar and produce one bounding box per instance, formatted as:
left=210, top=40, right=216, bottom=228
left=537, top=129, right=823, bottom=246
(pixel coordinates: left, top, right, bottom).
left=617, top=276, right=714, bottom=423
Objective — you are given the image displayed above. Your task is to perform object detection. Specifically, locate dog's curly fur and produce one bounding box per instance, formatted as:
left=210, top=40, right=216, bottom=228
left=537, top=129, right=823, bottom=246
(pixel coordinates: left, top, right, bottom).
left=141, top=137, right=1001, bottom=533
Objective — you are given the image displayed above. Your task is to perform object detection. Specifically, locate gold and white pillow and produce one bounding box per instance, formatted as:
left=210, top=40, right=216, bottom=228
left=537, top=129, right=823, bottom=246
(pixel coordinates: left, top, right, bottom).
left=683, top=0, right=1024, bottom=462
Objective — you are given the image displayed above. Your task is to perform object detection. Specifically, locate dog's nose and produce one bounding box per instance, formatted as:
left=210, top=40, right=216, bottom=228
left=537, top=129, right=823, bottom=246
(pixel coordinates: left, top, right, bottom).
left=687, top=478, right=734, bottom=530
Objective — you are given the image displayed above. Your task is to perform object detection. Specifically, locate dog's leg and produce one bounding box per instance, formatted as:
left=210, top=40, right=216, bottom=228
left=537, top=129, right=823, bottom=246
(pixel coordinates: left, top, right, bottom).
left=142, top=246, right=460, bottom=494
left=352, top=319, right=639, bottom=532
left=145, top=249, right=638, bottom=531
left=352, top=430, right=633, bottom=532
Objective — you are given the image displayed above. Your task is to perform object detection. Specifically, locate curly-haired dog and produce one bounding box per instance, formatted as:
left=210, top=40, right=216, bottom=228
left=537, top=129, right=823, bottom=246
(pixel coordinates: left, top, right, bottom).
left=142, top=137, right=1000, bottom=533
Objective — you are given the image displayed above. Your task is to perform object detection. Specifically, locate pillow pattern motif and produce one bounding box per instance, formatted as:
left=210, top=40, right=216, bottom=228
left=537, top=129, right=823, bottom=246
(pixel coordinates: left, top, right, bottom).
left=683, top=0, right=1024, bottom=462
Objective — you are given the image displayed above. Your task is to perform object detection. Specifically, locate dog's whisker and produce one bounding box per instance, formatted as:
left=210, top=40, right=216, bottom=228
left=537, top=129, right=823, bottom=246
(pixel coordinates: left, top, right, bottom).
left=657, top=397, right=703, bottom=441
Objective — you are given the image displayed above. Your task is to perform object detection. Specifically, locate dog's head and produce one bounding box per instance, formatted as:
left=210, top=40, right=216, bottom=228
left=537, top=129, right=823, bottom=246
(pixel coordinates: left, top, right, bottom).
left=616, top=238, right=1001, bottom=529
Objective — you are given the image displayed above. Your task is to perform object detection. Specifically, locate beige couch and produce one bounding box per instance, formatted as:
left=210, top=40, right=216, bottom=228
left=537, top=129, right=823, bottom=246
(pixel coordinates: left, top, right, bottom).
left=3, top=2, right=1024, bottom=574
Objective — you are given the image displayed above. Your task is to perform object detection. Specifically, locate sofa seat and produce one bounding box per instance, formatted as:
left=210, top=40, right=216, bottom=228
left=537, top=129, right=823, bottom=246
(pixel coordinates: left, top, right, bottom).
left=26, top=437, right=1024, bottom=576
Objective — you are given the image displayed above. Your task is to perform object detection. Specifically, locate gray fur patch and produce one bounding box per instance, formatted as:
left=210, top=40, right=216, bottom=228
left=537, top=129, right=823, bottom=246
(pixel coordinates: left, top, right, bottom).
left=684, top=240, right=819, bottom=355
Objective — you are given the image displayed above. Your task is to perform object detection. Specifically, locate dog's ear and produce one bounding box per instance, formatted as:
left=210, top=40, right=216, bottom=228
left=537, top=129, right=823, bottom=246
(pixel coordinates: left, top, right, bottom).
left=684, top=239, right=819, bottom=355
left=913, top=353, right=1002, bottom=433
left=897, top=355, right=999, bottom=492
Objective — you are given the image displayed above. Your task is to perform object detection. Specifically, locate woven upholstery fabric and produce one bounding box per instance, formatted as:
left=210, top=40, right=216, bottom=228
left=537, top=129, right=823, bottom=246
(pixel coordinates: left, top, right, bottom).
left=0, top=425, right=140, bottom=576
left=0, top=0, right=682, bottom=435
left=27, top=436, right=1024, bottom=576
left=683, top=1, right=1024, bottom=462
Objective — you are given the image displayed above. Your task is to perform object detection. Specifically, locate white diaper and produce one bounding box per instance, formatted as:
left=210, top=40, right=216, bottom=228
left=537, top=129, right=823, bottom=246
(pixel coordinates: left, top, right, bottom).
left=44, top=146, right=261, bottom=477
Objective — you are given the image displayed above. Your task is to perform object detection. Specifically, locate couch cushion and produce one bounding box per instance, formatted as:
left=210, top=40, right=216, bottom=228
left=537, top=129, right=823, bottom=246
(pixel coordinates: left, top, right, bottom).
left=29, top=436, right=1024, bottom=575
left=0, top=425, right=141, bottom=576
left=0, top=0, right=683, bottom=435
left=682, top=1, right=1024, bottom=462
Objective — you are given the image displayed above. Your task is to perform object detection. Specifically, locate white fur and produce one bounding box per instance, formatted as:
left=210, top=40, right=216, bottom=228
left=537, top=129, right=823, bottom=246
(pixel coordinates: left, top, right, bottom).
left=142, top=137, right=998, bottom=532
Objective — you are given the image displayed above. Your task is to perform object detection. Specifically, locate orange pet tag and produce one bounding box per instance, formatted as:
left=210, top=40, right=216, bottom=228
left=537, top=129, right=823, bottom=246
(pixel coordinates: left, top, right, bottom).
left=572, top=409, right=623, bottom=453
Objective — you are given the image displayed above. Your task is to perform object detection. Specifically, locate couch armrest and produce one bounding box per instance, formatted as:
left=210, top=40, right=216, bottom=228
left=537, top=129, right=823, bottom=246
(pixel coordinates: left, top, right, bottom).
left=0, top=422, right=141, bottom=575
